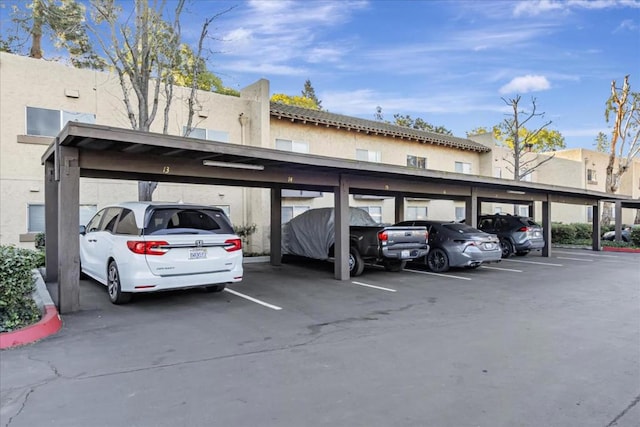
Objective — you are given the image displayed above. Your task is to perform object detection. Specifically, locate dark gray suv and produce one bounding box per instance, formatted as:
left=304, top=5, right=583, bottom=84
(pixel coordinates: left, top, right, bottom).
left=477, top=214, right=545, bottom=258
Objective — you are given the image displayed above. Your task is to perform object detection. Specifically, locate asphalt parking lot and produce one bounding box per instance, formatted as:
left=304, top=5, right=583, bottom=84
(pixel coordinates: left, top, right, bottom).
left=1, top=250, right=639, bottom=427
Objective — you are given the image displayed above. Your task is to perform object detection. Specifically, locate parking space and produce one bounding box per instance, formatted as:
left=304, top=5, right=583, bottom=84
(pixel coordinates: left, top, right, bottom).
left=2, top=251, right=639, bottom=426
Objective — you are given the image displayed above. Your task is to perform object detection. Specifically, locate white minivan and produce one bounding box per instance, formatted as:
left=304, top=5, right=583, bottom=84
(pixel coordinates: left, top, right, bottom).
left=79, top=202, right=243, bottom=304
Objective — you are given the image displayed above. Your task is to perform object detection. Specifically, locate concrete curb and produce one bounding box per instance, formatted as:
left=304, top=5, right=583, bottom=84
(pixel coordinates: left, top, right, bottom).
left=243, top=256, right=270, bottom=264
left=0, top=269, right=62, bottom=350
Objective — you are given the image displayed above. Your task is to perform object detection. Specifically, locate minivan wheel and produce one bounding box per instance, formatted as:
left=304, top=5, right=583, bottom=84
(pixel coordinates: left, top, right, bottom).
left=427, top=248, right=450, bottom=273
left=107, top=261, right=131, bottom=304
left=500, top=239, right=514, bottom=258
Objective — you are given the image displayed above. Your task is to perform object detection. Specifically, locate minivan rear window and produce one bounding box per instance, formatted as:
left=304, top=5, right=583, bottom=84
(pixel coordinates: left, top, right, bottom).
left=144, top=208, right=234, bottom=235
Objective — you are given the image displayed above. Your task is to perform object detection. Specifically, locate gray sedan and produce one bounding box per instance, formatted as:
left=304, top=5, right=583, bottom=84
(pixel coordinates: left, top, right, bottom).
left=396, top=220, right=502, bottom=272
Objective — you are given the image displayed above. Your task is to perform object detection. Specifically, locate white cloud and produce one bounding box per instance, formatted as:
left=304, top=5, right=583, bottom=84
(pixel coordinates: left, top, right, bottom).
left=514, top=0, right=640, bottom=16
left=499, top=75, right=551, bottom=94
left=614, top=19, right=639, bottom=32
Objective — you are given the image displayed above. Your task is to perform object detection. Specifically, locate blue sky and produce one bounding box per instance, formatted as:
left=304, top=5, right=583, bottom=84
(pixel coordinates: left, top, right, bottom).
left=187, top=0, right=639, bottom=149
left=2, top=0, right=638, bottom=149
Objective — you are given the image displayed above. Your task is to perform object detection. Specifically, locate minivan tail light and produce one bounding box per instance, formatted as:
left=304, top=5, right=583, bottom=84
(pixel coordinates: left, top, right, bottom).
left=224, top=238, right=242, bottom=252
left=378, top=231, right=388, bottom=241
left=127, top=241, right=169, bottom=255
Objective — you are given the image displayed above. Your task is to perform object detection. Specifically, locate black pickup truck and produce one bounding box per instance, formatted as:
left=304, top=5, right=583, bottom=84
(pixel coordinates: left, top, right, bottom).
left=281, top=207, right=429, bottom=276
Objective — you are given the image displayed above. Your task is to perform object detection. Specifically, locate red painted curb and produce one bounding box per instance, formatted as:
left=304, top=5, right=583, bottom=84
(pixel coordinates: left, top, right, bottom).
left=0, top=305, right=62, bottom=350
left=602, top=246, right=640, bottom=253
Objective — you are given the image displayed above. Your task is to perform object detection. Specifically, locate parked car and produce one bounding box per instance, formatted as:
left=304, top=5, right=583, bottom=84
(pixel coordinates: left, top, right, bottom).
left=602, top=227, right=632, bottom=242
left=282, top=207, right=429, bottom=276
left=477, top=214, right=545, bottom=258
left=79, top=202, right=243, bottom=304
left=396, top=220, right=501, bottom=272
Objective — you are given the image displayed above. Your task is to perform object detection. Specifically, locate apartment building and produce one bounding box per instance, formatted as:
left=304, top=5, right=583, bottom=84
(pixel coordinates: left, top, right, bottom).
left=1, top=52, right=638, bottom=252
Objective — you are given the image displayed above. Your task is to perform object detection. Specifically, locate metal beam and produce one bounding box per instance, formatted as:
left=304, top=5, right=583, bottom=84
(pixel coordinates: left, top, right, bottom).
left=395, top=196, right=405, bottom=223
left=592, top=203, right=601, bottom=251
left=614, top=201, right=623, bottom=241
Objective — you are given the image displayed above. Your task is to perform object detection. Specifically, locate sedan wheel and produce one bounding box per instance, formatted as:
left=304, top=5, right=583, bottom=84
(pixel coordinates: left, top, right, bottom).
left=107, top=261, right=131, bottom=304
left=427, top=248, right=450, bottom=273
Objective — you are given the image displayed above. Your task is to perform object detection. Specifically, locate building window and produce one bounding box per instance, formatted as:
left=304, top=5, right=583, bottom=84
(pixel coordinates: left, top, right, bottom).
left=520, top=169, right=533, bottom=182
left=494, top=167, right=502, bottom=178
left=518, top=205, right=529, bottom=217
left=455, top=161, right=471, bottom=174
left=406, top=206, right=428, bottom=220
left=282, top=206, right=309, bottom=223
left=494, top=207, right=503, bottom=214
left=361, top=206, right=382, bottom=223
left=587, top=206, right=593, bottom=222
left=587, top=169, right=597, bottom=184
left=276, top=138, right=309, bottom=153
left=29, top=204, right=96, bottom=232
left=26, top=107, right=95, bottom=137
left=183, top=126, right=230, bottom=143
left=406, top=155, right=427, bottom=169
left=455, top=207, right=465, bottom=222
left=356, top=149, right=381, bottom=163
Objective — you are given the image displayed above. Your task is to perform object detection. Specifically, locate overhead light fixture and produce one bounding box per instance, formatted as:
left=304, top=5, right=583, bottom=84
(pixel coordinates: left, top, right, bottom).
left=202, top=160, right=264, bottom=171
left=507, top=190, right=526, bottom=195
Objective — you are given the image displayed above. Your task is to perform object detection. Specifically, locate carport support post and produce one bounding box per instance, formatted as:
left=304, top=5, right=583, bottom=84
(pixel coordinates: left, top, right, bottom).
left=334, top=175, right=350, bottom=280
left=58, top=146, right=80, bottom=313
left=592, top=203, right=601, bottom=251
left=614, top=201, right=622, bottom=241
left=44, top=158, right=58, bottom=283
left=395, top=196, right=405, bottom=223
left=541, top=200, right=551, bottom=257
left=465, top=188, right=478, bottom=227
left=270, top=187, right=282, bottom=266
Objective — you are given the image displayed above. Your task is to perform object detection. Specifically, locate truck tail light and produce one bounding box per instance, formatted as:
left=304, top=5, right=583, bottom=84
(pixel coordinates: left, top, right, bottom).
left=127, top=241, right=169, bottom=255
left=378, top=231, right=388, bottom=241
left=224, top=238, right=242, bottom=252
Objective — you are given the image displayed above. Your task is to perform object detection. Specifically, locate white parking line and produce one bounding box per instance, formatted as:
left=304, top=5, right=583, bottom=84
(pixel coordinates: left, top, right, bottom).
left=553, top=250, right=618, bottom=258
left=556, top=257, right=594, bottom=262
left=503, top=259, right=563, bottom=267
left=224, top=288, right=282, bottom=311
left=480, top=265, right=523, bottom=272
left=350, top=281, right=397, bottom=292
left=405, top=269, right=472, bottom=281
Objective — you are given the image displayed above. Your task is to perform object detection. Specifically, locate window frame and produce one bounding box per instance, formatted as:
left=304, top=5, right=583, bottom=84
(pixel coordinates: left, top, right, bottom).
left=356, top=149, right=381, bottom=163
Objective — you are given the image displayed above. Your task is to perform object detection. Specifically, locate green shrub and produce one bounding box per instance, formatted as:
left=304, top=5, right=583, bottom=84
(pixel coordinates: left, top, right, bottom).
left=551, top=223, right=576, bottom=244
left=0, top=246, right=42, bottom=332
left=35, top=232, right=45, bottom=250
left=572, top=223, right=593, bottom=241
left=631, top=228, right=640, bottom=247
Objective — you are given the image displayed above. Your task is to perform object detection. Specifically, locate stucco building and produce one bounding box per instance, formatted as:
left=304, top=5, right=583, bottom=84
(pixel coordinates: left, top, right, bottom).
left=1, top=52, right=638, bottom=251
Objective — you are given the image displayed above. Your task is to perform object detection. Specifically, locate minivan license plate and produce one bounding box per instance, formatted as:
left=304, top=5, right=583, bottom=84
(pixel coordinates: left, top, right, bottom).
left=189, top=248, right=207, bottom=259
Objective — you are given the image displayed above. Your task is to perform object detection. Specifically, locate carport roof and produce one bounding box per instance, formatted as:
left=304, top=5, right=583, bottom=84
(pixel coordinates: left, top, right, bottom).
left=42, top=122, right=632, bottom=204
left=270, top=102, right=491, bottom=153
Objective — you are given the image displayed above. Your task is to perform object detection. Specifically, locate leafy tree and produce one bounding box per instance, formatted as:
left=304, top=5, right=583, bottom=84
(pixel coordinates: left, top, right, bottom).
left=392, top=114, right=453, bottom=135
left=301, top=79, right=322, bottom=110
left=493, top=96, right=565, bottom=181
left=7, top=0, right=104, bottom=69
left=466, top=127, right=491, bottom=136
left=597, top=75, right=640, bottom=225
left=271, top=93, right=321, bottom=110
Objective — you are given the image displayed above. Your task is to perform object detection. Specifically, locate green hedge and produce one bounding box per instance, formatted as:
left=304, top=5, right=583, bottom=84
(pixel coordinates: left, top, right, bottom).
left=0, top=246, right=43, bottom=332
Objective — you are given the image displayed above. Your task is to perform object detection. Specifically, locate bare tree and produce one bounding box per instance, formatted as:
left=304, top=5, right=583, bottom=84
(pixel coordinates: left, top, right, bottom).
left=598, top=75, right=640, bottom=225
left=90, top=0, right=231, bottom=200
left=495, top=96, right=565, bottom=181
